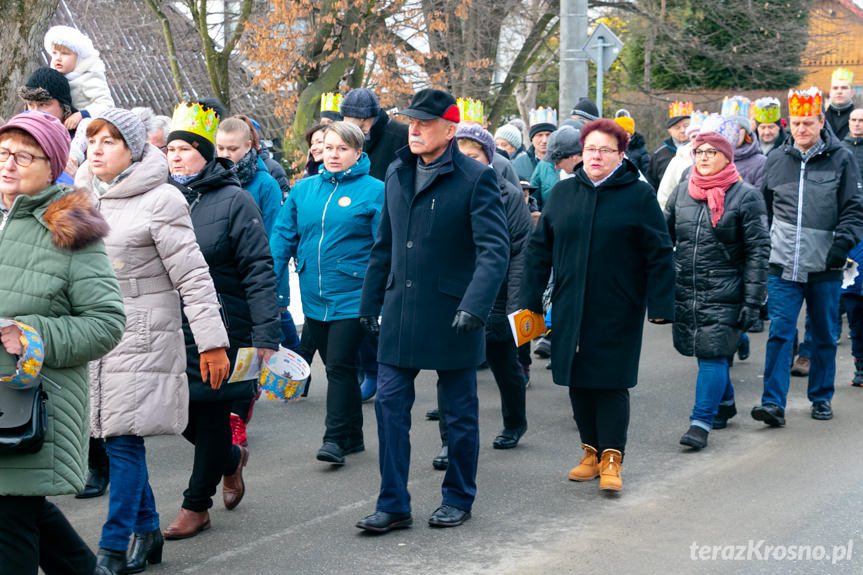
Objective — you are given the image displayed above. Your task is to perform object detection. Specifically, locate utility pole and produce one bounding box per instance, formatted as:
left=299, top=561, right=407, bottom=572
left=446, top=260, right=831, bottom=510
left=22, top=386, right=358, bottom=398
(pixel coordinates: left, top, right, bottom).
left=559, top=0, right=588, bottom=120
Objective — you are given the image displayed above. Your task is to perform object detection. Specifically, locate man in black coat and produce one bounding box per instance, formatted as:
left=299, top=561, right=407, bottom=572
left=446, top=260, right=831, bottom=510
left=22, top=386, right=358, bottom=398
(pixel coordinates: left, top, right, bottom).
left=341, top=88, right=409, bottom=181
left=647, top=105, right=691, bottom=189
left=356, top=89, right=509, bottom=533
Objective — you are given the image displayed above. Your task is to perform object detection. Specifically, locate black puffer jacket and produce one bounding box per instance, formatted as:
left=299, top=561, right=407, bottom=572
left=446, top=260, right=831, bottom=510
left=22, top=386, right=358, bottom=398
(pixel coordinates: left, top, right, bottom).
left=665, top=178, right=770, bottom=358
left=169, top=158, right=281, bottom=401
left=627, top=131, right=650, bottom=175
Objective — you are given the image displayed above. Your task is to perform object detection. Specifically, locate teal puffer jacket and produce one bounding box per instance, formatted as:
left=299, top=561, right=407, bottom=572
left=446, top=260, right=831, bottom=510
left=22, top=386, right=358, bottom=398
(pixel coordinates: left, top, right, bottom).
left=0, top=186, right=125, bottom=496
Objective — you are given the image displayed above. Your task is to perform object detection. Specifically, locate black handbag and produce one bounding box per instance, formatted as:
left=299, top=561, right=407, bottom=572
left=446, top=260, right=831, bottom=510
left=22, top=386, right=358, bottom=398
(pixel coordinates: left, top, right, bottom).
left=0, top=383, right=48, bottom=455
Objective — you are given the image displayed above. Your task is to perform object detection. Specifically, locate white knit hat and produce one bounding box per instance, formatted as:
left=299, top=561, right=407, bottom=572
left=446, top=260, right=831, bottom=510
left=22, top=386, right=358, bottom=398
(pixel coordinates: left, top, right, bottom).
left=44, top=26, right=94, bottom=60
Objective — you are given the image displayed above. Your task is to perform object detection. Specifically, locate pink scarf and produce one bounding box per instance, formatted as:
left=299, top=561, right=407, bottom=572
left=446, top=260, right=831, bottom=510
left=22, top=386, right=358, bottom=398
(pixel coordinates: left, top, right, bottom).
left=687, top=163, right=741, bottom=227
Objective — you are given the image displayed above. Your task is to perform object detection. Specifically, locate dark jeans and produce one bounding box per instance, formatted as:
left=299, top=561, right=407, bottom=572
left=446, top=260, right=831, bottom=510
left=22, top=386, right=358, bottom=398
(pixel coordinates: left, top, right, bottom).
left=181, top=400, right=242, bottom=512
left=842, top=293, right=863, bottom=359
left=101, top=436, right=159, bottom=552
left=304, top=317, right=365, bottom=449
left=358, top=333, right=379, bottom=380
left=88, top=436, right=109, bottom=473
left=568, top=387, right=630, bottom=455
left=438, top=337, right=527, bottom=442
left=297, top=323, right=317, bottom=365
left=0, top=495, right=95, bottom=575
left=518, top=342, right=532, bottom=367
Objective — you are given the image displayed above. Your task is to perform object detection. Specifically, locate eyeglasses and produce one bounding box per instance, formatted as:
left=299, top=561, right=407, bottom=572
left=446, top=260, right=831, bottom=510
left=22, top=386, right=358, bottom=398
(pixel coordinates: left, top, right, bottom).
left=694, top=148, right=720, bottom=159
left=0, top=148, right=49, bottom=167
left=582, top=146, right=619, bottom=156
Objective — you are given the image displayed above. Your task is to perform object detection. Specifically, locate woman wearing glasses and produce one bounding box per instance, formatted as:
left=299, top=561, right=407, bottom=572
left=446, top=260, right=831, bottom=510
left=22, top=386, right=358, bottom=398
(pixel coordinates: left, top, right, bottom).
left=664, top=115, right=769, bottom=450
left=520, top=119, right=675, bottom=493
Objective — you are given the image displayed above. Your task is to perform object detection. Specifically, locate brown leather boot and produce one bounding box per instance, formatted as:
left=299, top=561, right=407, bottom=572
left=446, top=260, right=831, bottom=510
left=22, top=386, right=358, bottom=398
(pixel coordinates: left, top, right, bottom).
left=163, top=508, right=211, bottom=540
left=223, top=445, right=249, bottom=510
left=599, top=449, right=623, bottom=492
left=568, top=444, right=599, bottom=481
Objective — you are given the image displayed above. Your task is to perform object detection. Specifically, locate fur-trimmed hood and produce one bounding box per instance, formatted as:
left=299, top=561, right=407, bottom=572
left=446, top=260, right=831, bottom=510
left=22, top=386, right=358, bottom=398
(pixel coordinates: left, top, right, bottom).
left=42, top=188, right=109, bottom=250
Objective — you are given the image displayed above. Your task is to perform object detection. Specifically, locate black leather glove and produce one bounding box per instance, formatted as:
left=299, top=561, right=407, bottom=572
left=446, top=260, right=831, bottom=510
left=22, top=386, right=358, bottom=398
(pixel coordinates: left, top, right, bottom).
left=451, top=310, right=484, bottom=334
left=737, top=305, right=760, bottom=332
left=826, top=243, right=849, bottom=270
left=359, top=315, right=380, bottom=336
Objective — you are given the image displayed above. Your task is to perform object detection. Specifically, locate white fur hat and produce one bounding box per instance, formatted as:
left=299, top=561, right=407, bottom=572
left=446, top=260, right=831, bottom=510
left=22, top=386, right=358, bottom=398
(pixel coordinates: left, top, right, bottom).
left=44, top=25, right=94, bottom=60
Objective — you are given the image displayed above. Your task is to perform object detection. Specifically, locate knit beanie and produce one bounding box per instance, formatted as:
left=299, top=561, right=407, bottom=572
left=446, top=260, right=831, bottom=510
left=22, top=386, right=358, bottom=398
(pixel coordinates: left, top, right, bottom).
left=456, top=124, right=496, bottom=164
left=571, top=98, right=599, bottom=122
left=529, top=123, right=556, bottom=140
left=692, top=115, right=738, bottom=163
left=494, top=124, right=522, bottom=149
left=614, top=116, right=635, bottom=135
left=0, top=112, right=71, bottom=183
left=18, top=67, right=74, bottom=112
left=96, top=108, right=146, bottom=162
left=545, top=125, right=583, bottom=163
left=341, top=88, right=380, bottom=119
left=44, top=26, right=94, bottom=60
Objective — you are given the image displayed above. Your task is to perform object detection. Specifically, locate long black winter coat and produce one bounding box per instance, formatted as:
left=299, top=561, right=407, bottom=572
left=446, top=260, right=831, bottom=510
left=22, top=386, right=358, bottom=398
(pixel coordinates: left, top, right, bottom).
left=519, top=159, right=675, bottom=389
left=665, top=178, right=770, bottom=358
left=170, top=158, right=281, bottom=401
left=365, top=109, right=409, bottom=181
left=360, top=141, right=509, bottom=370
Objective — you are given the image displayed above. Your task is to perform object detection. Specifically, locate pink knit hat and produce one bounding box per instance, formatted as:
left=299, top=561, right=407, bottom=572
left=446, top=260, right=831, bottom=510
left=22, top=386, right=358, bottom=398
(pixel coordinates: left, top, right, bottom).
left=0, top=112, right=71, bottom=182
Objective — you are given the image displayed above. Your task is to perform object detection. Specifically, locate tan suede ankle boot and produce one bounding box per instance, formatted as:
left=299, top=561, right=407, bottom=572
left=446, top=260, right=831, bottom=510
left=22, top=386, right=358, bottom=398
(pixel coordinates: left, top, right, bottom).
left=599, top=449, right=623, bottom=492
left=568, top=444, right=599, bottom=481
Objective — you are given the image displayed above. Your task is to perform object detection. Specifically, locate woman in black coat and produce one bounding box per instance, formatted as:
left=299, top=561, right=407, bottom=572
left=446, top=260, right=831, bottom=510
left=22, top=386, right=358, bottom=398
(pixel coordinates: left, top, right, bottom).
left=161, top=103, right=281, bottom=540
left=664, top=116, right=769, bottom=450
left=520, top=119, right=675, bottom=493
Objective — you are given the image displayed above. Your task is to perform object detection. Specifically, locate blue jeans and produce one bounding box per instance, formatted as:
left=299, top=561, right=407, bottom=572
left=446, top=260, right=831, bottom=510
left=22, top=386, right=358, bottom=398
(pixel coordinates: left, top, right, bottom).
left=691, top=358, right=734, bottom=429
left=797, top=304, right=841, bottom=358
left=100, top=436, right=159, bottom=552
left=842, top=293, right=863, bottom=359
left=762, top=276, right=840, bottom=408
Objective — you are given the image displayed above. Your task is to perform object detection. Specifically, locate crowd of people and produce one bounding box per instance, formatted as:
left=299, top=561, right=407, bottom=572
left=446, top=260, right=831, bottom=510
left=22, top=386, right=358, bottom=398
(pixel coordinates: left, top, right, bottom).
left=1, top=22, right=863, bottom=575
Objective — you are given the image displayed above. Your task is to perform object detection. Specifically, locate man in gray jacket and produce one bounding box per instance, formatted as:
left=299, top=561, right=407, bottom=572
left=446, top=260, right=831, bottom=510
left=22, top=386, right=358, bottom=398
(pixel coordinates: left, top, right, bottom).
left=752, top=87, right=863, bottom=427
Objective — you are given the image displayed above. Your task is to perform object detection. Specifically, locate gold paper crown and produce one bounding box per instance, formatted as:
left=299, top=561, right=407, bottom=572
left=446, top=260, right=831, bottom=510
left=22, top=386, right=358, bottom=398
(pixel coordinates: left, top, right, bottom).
left=170, top=102, right=219, bottom=144
left=788, top=87, right=822, bottom=117
left=457, top=98, right=484, bottom=124
left=529, top=107, right=558, bottom=127
left=832, top=67, right=854, bottom=84
left=320, top=92, right=343, bottom=113
left=669, top=101, right=693, bottom=118
left=753, top=97, right=781, bottom=124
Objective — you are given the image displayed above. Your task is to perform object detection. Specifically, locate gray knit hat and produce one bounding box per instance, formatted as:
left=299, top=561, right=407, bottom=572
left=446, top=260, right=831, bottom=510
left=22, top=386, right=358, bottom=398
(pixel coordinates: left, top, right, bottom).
left=456, top=124, right=496, bottom=163
left=96, top=108, right=146, bottom=162
left=546, top=125, right=583, bottom=163
left=494, top=124, right=522, bottom=149
left=341, top=88, right=380, bottom=119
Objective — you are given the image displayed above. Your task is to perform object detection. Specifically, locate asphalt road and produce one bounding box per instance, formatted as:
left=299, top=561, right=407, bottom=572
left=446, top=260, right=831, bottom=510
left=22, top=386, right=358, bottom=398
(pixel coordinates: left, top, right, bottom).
left=56, top=318, right=863, bottom=574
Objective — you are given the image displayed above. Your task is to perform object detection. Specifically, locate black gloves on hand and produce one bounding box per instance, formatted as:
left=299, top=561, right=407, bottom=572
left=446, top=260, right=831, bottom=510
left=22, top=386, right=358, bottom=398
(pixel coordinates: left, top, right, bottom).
left=451, top=310, right=483, bottom=334
left=826, top=244, right=849, bottom=270
left=737, top=305, right=760, bottom=332
left=359, top=315, right=380, bottom=336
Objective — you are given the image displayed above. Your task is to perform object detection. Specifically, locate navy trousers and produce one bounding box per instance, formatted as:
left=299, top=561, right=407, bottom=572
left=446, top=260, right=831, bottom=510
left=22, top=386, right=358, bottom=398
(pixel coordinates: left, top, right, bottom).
left=375, top=364, right=479, bottom=514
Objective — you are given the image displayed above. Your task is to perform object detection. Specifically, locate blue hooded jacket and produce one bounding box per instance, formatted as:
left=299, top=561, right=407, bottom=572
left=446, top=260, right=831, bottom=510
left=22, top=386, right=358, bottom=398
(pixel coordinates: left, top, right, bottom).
left=270, top=153, right=383, bottom=320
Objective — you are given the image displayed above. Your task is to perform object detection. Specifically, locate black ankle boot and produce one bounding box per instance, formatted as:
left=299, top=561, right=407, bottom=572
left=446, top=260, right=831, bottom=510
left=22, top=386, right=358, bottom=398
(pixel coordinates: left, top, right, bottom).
left=75, top=467, right=109, bottom=499
left=94, top=548, right=127, bottom=575
left=125, top=528, right=164, bottom=573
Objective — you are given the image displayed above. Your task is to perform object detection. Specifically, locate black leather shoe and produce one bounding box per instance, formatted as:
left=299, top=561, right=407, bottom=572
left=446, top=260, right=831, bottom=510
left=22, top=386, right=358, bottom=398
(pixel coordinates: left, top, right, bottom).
left=679, top=425, right=708, bottom=449
left=811, top=400, right=833, bottom=420
left=316, top=442, right=345, bottom=465
left=344, top=440, right=365, bottom=455
left=492, top=423, right=527, bottom=449
left=75, top=467, right=109, bottom=499
left=428, top=504, right=471, bottom=527
left=125, top=528, right=163, bottom=573
left=751, top=404, right=785, bottom=427
left=432, top=445, right=448, bottom=470
left=426, top=408, right=440, bottom=420
left=94, top=547, right=126, bottom=575
left=712, top=403, right=737, bottom=430
left=356, top=511, right=413, bottom=533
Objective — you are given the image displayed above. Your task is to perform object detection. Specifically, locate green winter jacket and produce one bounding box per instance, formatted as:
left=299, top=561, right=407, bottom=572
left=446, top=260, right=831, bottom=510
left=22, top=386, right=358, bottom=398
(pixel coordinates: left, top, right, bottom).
left=0, top=185, right=125, bottom=496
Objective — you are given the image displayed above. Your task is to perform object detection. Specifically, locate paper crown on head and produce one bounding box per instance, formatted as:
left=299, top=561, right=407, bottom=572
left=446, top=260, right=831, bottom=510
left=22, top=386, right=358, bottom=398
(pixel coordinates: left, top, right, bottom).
left=754, top=97, right=782, bottom=123
left=700, top=113, right=740, bottom=145
left=832, top=67, right=854, bottom=85
left=320, top=92, right=343, bottom=113
left=685, top=110, right=709, bottom=137
left=668, top=101, right=694, bottom=119
left=788, top=87, right=822, bottom=117
left=721, top=95, right=751, bottom=119
left=457, top=98, right=484, bottom=124
left=529, top=107, right=558, bottom=127
left=0, top=322, right=43, bottom=390
left=170, top=102, right=219, bottom=144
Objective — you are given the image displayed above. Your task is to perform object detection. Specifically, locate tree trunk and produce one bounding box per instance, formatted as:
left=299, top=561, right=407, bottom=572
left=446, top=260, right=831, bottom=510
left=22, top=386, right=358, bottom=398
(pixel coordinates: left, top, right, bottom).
left=0, top=0, right=62, bottom=120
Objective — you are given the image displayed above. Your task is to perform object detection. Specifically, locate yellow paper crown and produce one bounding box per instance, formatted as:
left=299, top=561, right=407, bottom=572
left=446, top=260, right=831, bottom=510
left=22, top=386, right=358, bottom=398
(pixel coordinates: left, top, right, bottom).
left=457, top=98, right=484, bottom=124
left=788, top=87, right=822, bottom=117
left=832, top=67, right=854, bottom=85
left=669, top=101, right=693, bottom=119
left=529, top=107, right=558, bottom=127
left=753, top=97, right=781, bottom=123
left=170, top=102, right=219, bottom=144
left=320, top=92, right=343, bottom=113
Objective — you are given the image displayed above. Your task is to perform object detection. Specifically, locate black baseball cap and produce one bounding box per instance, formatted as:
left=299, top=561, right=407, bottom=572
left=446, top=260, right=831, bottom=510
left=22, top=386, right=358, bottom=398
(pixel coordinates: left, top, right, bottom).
left=399, top=89, right=461, bottom=122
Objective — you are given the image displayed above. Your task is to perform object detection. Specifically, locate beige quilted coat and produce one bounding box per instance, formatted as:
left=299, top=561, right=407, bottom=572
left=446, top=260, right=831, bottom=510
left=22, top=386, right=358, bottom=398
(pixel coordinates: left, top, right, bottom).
left=77, top=144, right=229, bottom=438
